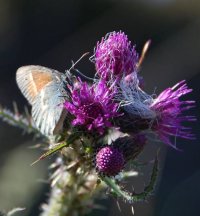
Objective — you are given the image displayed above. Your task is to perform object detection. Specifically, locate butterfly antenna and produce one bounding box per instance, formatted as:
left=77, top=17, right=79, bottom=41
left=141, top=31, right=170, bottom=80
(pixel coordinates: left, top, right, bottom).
left=137, top=39, right=151, bottom=68
left=73, top=68, right=96, bottom=81
left=68, top=52, right=90, bottom=72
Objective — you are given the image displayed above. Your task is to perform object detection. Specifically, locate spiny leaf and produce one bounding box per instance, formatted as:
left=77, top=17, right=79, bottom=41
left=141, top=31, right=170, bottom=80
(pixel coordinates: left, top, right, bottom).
left=131, top=155, right=158, bottom=202
left=102, top=154, right=159, bottom=202
left=31, top=142, right=67, bottom=166
left=31, top=133, right=80, bottom=166
left=7, top=207, right=25, bottom=216
left=0, top=104, right=41, bottom=137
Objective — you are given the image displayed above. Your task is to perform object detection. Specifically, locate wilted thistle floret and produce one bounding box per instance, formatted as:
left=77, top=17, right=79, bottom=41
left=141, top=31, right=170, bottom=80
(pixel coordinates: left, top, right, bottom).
left=150, top=80, right=196, bottom=148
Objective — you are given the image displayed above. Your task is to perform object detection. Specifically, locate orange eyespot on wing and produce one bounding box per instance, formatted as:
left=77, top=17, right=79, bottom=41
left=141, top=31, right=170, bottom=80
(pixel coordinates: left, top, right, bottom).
left=16, top=65, right=56, bottom=104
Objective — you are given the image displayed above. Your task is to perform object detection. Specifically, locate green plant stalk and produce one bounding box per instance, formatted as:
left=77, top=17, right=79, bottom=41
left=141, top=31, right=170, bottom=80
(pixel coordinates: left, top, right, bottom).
left=102, top=155, right=158, bottom=202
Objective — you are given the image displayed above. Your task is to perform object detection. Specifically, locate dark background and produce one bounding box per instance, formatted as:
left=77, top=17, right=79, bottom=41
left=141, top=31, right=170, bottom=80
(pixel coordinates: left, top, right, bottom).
left=0, top=0, right=200, bottom=215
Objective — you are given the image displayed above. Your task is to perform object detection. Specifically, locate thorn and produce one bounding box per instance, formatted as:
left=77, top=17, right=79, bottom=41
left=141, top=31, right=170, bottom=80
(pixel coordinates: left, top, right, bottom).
left=137, top=39, right=151, bottom=68
left=36, top=179, right=49, bottom=184
left=131, top=206, right=135, bottom=215
left=30, top=150, right=52, bottom=166
left=30, top=155, right=44, bottom=166
left=7, top=207, right=25, bottom=216
left=12, top=101, right=19, bottom=116
left=51, top=174, right=61, bottom=187
left=116, top=201, right=122, bottom=212
left=24, top=106, right=32, bottom=124
left=156, top=147, right=161, bottom=157
left=28, top=143, right=42, bottom=149
left=66, top=161, right=79, bottom=170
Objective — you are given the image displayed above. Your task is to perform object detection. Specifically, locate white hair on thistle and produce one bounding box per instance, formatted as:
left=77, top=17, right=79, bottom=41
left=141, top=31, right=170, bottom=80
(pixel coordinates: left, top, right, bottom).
left=117, top=72, right=156, bottom=119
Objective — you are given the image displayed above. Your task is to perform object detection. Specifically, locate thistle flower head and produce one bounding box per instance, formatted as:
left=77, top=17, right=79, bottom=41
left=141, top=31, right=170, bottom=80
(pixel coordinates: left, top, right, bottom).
left=150, top=80, right=196, bottom=148
left=64, top=79, right=121, bottom=135
left=96, top=146, right=124, bottom=176
left=94, top=31, right=138, bottom=80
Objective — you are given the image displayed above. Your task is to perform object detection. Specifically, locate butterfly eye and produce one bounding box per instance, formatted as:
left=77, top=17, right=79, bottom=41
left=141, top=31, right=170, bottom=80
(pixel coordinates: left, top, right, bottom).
left=61, top=89, right=67, bottom=94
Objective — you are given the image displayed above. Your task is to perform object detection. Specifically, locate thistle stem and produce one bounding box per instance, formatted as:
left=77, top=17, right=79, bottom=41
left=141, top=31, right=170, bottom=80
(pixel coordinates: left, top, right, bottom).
left=102, top=155, right=158, bottom=202
left=40, top=153, right=99, bottom=216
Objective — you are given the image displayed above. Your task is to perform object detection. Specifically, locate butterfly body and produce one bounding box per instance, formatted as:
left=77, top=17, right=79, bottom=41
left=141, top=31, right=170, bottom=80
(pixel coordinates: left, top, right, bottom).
left=16, top=65, right=69, bottom=136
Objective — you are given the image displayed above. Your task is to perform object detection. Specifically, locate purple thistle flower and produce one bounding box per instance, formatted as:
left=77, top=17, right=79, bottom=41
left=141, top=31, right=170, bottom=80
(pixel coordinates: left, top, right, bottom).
left=64, top=79, right=121, bottom=135
left=150, top=80, right=196, bottom=148
left=94, top=31, right=138, bottom=80
left=96, top=146, right=124, bottom=176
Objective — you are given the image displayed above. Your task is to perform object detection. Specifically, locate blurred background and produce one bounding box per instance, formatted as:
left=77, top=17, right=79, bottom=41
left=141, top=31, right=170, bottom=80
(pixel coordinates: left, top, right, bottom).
left=0, top=0, right=200, bottom=215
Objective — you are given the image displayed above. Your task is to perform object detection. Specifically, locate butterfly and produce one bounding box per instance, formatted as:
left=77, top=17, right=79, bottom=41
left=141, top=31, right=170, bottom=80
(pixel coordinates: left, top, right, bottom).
left=16, top=65, right=71, bottom=136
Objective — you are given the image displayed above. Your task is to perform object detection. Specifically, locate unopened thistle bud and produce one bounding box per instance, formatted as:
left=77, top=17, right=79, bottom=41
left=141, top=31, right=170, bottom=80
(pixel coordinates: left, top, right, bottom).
left=96, top=146, right=124, bottom=176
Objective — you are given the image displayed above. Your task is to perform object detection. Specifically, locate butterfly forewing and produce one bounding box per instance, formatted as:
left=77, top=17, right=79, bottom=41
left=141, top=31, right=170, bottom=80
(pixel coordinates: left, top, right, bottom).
left=16, top=66, right=58, bottom=104
left=16, top=65, right=68, bottom=136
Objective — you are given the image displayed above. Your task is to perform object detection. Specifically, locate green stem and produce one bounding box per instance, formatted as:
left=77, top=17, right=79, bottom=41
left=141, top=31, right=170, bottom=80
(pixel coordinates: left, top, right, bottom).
left=102, top=155, right=158, bottom=202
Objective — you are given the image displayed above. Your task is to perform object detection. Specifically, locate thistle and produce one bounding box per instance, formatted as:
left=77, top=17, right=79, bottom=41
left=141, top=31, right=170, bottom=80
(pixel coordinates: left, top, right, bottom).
left=0, top=31, right=196, bottom=216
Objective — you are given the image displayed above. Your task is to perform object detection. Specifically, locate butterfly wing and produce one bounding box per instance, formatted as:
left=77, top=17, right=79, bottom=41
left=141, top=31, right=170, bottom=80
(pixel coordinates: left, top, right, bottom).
left=16, top=65, right=57, bottom=104
left=32, top=81, right=67, bottom=135
left=16, top=65, right=68, bottom=136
